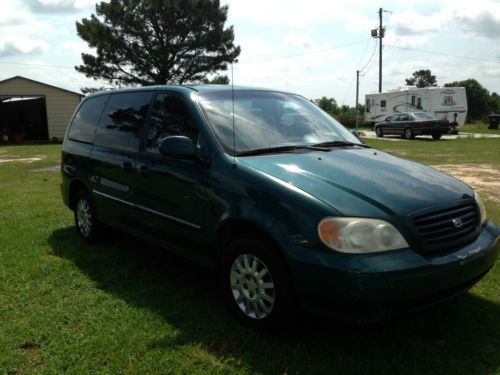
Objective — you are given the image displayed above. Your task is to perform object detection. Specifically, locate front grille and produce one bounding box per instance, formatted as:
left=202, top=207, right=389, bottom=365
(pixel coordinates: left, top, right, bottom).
left=412, top=202, right=480, bottom=253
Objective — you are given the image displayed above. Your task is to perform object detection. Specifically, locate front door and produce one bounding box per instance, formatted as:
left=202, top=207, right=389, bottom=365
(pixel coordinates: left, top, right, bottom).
left=133, top=93, right=213, bottom=261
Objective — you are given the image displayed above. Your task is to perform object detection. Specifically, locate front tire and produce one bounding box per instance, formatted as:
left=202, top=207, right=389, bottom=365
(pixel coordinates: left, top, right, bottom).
left=74, top=190, right=100, bottom=243
left=432, top=133, right=442, bottom=140
left=375, top=126, right=383, bottom=138
left=220, top=235, right=295, bottom=331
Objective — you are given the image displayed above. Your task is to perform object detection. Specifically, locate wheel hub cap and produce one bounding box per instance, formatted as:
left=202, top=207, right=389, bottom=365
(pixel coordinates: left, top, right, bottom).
left=230, top=254, right=275, bottom=319
left=76, top=199, right=92, bottom=237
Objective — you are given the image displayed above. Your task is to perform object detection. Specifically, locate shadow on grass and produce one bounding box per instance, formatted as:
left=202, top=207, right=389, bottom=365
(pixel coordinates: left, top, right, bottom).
left=381, top=136, right=450, bottom=142
left=49, top=227, right=500, bottom=375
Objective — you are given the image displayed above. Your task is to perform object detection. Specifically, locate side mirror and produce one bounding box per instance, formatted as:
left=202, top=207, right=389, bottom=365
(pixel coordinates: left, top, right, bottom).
left=351, top=130, right=361, bottom=140
left=159, top=136, right=197, bottom=160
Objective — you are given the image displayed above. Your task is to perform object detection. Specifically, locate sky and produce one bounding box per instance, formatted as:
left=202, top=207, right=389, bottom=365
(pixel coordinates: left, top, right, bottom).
left=1, top=0, right=500, bottom=105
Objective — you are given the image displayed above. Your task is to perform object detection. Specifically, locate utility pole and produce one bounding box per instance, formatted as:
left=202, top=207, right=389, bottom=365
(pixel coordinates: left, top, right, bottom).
left=372, top=8, right=385, bottom=93
left=355, top=70, right=360, bottom=129
left=378, top=7, right=383, bottom=93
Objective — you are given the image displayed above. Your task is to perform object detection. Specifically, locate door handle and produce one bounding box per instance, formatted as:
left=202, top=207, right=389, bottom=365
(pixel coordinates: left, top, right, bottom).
left=121, top=161, right=133, bottom=172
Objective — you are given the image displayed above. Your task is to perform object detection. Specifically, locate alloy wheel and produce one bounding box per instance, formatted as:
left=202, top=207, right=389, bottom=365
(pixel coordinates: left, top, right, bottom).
left=76, top=199, right=92, bottom=237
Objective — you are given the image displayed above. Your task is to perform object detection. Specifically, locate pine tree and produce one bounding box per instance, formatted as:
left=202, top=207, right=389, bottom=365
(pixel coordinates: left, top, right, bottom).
left=76, top=0, right=240, bottom=92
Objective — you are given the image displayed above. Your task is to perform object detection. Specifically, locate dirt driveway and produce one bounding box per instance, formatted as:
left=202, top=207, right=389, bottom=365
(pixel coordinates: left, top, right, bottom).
left=431, top=164, right=500, bottom=203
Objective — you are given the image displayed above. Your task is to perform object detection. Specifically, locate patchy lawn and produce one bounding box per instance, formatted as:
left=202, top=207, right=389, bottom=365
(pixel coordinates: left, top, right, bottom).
left=430, top=164, right=500, bottom=204
left=0, top=142, right=499, bottom=375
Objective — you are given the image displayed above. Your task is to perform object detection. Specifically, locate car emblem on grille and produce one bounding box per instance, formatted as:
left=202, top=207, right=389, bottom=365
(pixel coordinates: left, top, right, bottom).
left=452, top=218, right=463, bottom=228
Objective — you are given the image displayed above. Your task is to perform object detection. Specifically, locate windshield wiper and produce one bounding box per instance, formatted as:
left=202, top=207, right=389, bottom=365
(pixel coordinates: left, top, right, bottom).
left=312, top=140, right=371, bottom=148
left=236, top=145, right=330, bottom=157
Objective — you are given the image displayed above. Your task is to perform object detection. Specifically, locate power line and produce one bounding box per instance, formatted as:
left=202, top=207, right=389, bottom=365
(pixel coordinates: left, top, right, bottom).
left=1, top=38, right=372, bottom=70
left=385, top=44, right=500, bottom=64
left=341, top=73, right=355, bottom=106
left=238, top=38, right=371, bottom=65
left=362, top=47, right=379, bottom=77
left=359, top=39, right=378, bottom=74
left=0, top=60, right=74, bottom=69
left=394, top=26, right=500, bottom=34
left=356, top=39, right=372, bottom=68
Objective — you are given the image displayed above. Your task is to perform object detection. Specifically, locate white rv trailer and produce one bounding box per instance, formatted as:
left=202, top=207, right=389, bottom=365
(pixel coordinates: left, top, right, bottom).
left=365, top=87, right=467, bottom=126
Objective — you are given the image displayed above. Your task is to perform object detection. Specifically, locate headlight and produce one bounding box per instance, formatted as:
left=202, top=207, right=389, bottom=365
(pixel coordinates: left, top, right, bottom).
left=318, top=217, right=409, bottom=254
left=474, top=191, right=487, bottom=225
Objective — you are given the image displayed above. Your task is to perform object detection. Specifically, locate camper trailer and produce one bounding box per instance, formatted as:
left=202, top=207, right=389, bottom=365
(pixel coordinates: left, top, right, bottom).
left=365, top=87, right=467, bottom=126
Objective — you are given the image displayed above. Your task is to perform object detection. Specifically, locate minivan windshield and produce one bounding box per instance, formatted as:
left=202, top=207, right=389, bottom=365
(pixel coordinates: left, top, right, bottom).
left=196, top=90, right=363, bottom=155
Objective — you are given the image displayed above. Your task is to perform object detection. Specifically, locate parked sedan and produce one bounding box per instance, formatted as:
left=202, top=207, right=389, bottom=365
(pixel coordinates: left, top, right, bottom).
left=375, top=112, right=450, bottom=140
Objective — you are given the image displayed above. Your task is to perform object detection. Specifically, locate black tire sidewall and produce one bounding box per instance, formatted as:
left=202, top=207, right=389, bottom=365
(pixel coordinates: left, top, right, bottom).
left=375, top=126, right=383, bottom=137
left=404, top=128, right=413, bottom=140
left=220, top=235, right=295, bottom=331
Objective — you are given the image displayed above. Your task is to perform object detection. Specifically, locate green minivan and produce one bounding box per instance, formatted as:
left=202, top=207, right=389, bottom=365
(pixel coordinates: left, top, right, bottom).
left=61, top=85, right=499, bottom=330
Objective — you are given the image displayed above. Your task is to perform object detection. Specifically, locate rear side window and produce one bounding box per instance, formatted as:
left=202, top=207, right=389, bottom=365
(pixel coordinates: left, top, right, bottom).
left=68, top=95, right=108, bottom=143
left=95, top=91, right=153, bottom=152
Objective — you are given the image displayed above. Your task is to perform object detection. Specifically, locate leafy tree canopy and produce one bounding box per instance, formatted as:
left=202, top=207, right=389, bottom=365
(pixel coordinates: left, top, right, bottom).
left=76, top=0, right=240, bottom=92
left=444, top=78, right=499, bottom=121
left=203, top=74, right=230, bottom=84
left=314, top=97, right=337, bottom=112
left=405, top=69, right=437, bottom=88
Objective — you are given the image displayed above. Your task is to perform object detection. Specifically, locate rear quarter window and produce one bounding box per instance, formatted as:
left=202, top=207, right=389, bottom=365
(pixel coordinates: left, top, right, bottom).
left=68, top=94, right=109, bottom=143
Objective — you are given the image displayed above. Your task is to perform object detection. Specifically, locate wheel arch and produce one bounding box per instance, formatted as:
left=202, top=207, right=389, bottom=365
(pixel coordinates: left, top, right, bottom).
left=215, top=217, right=299, bottom=311
left=215, top=218, right=285, bottom=261
left=68, top=179, right=90, bottom=210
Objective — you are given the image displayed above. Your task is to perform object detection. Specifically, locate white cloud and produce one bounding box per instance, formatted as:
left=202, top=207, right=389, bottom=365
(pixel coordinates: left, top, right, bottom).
left=384, top=33, right=428, bottom=48
left=59, top=40, right=94, bottom=55
left=1, top=0, right=500, bottom=104
left=23, top=0, right=96, bottom=14
left=0, top=37, right=49, bottom=58
left=225, top=0, right=379, bottom=28
left=282, top=33, right=314, bottom=49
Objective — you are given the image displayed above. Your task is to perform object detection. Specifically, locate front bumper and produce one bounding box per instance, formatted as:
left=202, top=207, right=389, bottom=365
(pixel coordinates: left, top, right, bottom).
left=287, top=220, right=500, bottom=320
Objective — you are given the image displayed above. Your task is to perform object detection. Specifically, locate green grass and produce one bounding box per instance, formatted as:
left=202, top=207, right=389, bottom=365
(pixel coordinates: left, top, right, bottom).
left=0, top=142, right=499, bottom=375
left=364, top=137, right=500, bottom=165
left=459, top=123, right=500, bottom=135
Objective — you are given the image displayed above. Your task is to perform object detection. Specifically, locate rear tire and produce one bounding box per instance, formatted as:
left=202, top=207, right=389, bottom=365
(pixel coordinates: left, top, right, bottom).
left=220, top=235, right=295, bottom=331
left=432, top=133, right=442, bottom=140
left=74, top=189, right=100, bottom=243
left=404, top=127, right=414, bottom=140
left=375, top=126, right=383, bottom=138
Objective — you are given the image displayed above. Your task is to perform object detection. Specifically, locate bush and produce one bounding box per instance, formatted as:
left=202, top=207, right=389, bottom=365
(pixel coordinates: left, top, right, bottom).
left=329, top=110, right=365, bottom=128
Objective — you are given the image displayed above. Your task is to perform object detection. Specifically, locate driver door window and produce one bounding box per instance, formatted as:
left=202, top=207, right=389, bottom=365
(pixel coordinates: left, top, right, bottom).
left=146, top=94, right=198, bottom=154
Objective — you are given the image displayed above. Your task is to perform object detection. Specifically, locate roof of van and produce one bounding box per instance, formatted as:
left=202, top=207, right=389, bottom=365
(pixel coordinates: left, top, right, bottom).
left=84, top=84, right=295, bottom=99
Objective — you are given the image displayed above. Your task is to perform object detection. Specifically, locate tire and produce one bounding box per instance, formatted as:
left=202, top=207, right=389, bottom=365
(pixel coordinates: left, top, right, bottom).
left=432, top=133, right=442, bottom=140
left=404, top=127, right=414, bottom=140
left=220, top=235, right=295, bottom=331
left=375, top=126, right=383, bottom=138
left=74, top=189, right=101, bottom=243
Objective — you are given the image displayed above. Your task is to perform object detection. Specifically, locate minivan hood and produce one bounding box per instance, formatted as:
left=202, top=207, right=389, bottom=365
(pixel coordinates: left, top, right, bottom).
left=239, top=148, right=473, bottom=217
